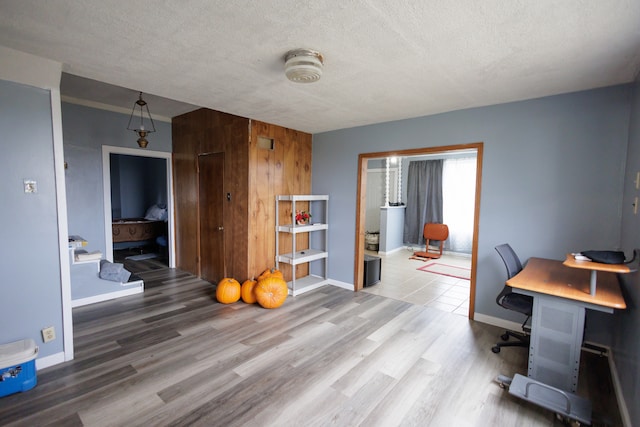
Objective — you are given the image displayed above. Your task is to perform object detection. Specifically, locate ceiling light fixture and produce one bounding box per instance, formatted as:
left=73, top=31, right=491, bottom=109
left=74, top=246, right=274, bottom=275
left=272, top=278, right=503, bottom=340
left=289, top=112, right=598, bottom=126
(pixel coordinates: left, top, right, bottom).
left=284, top=49, right=324, bottom=83
left=127, top=92, right=156, bottom=148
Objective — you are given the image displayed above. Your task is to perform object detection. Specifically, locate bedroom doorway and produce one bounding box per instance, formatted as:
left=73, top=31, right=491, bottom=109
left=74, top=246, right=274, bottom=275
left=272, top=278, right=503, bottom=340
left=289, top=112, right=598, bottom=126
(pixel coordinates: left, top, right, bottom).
left=101, top=145, right=176, bottom=270
left=354, top=142, right=483, bottom=319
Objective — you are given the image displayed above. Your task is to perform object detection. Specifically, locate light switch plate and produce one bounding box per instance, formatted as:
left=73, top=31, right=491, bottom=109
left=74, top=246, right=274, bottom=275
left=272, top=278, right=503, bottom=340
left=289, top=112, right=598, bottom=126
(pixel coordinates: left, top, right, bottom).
left=24, top=179, right=37, bottom=194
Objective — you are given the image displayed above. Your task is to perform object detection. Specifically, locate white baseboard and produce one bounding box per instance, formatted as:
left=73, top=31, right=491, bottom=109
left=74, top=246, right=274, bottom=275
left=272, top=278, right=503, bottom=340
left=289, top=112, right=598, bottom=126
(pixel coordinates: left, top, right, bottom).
left=596, top=344, right=632, bottom=427
left=473, top=312, right=523, bottom=332
left=36, top=351, right=65, bottom=370
left=378, top=246, right=405, bottom=255
left=328, top=279, right=354, bottom=291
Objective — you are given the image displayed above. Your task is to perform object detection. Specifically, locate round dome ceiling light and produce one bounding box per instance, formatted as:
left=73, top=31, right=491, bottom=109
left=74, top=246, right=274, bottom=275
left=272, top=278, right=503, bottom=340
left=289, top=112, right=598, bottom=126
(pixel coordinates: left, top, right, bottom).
left=284, top=49, right=324, bottom=83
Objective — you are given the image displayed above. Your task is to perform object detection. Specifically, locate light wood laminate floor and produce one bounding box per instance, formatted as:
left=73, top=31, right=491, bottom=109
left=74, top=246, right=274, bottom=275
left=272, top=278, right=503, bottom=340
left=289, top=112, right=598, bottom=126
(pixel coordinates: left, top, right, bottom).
left=363, top=249, right=471, bottom=316
left=0, top=268, right=621, bottom=426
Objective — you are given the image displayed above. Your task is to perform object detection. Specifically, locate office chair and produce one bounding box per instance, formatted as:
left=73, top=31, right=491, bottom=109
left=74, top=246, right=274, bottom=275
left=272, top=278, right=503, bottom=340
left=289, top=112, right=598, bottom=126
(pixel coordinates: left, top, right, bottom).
left=491, top=243, right=534, bottom=354
left=412, top=223, right=449, bottom=260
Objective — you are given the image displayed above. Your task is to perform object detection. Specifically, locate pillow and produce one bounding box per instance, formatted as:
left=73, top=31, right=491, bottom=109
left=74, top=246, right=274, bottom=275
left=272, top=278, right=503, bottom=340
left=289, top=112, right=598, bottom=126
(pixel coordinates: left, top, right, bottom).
left=144, top=204, right=168, bottom=221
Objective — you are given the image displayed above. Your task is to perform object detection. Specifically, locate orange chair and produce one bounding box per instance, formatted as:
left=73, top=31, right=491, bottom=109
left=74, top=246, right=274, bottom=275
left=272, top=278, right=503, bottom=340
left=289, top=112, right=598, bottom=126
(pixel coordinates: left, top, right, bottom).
left=412, top=223, right=449, bottom=260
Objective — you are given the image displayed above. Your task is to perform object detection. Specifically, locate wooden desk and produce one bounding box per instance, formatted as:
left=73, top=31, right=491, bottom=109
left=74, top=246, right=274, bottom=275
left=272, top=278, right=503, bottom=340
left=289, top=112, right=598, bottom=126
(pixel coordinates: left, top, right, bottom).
left=563, top=254, right=632, bottom=296
left=507, top=257, right=626, bottom=393
left=509, top=257, right=626, bottom=311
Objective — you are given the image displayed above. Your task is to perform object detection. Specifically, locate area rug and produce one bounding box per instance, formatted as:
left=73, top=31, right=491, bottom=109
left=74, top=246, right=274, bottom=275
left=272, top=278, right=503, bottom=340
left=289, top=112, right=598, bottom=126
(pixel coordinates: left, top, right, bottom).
left=417, top=262, right=471, bottom=280
left=125, top=253, right=158, bottom=261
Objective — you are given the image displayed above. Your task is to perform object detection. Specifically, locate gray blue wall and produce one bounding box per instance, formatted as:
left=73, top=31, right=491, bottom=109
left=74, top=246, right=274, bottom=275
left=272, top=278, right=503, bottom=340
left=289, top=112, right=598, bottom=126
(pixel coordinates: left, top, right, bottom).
left=379, top=207, right=405, bottom=253
left=62, top=103, right=172, bottom=256
left=111, top=154, right=167, bottom=220
left=616, top=75, right=640, bottom=426
left=313, top=85, right=630, bottom=325
left=314, top=83, right=639, bottom=423
left=0, top=79, right=64, bottom=359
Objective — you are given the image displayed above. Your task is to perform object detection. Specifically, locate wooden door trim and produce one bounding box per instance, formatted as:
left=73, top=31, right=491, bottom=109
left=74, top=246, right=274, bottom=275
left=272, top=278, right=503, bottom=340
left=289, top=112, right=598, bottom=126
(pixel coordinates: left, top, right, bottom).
left=354, top=142, right=483, bottom=319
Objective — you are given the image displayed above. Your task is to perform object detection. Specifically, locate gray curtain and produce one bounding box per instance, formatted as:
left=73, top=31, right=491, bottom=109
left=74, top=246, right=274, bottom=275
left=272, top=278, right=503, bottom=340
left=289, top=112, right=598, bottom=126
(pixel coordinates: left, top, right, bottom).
left=403, top=160, right=444, bottom=245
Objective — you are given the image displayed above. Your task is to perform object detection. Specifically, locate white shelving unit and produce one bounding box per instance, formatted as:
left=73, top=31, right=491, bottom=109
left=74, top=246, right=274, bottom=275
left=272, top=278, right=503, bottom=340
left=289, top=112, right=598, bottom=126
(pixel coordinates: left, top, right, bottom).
left=276, top=195, right=329, bottom=296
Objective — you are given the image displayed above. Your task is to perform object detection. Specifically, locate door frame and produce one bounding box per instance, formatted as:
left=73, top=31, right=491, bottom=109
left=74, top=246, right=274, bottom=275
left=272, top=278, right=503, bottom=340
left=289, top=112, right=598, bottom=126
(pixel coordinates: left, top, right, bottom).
left=354, top=142, right=483, bottom=319
left=101, top=145, right=176, bottom=268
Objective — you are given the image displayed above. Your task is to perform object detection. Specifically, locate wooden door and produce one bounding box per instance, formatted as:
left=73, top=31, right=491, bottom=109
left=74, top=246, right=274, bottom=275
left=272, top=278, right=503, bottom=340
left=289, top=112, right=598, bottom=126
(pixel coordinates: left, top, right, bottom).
left=198, top=153, right=225, bottom=283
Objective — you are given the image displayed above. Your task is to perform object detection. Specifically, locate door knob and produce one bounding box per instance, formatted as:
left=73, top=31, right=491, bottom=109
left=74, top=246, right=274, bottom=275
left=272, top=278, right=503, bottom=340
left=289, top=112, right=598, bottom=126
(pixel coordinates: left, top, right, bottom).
left=218, top=226, right=224, bottom=231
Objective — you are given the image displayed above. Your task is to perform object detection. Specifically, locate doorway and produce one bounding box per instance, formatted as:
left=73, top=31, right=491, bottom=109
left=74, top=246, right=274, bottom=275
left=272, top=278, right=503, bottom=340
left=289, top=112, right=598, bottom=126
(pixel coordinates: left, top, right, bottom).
left=198, top=152, right=225, bottom=282
left=101, top=145, right=176, bottom=269
left=354, top=143, right=483, bottom=319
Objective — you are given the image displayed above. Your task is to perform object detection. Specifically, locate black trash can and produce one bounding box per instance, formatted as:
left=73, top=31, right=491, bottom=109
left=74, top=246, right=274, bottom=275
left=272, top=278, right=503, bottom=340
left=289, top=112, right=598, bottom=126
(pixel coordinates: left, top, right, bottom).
left=363, top=255, right=381, bottom=287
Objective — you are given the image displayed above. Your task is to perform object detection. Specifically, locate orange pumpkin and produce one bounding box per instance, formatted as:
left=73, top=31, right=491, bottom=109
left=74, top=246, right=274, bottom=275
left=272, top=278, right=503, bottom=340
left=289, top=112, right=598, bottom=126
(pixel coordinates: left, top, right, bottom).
left=241, top=279, right=258, bottom=304
left=216, top=278, right=241, bottom=304
left=257, top=268, right=283, bottom=282
left=255, top=276, right=288, bottom=309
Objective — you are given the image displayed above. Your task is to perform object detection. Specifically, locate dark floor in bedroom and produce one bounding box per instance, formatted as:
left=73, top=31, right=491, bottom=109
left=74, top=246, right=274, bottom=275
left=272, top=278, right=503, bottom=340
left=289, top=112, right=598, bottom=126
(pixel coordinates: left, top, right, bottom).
left=113, top=245, right=169, bottom=274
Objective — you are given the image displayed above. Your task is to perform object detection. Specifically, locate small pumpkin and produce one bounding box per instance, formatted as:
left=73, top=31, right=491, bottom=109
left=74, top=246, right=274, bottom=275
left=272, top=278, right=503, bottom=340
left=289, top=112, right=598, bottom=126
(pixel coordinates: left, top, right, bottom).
left=255, top=276, right=288, bottom=309
left=216, top=278, right=241, bottom=304
left=257, top=268, right=284, bottom=282
left=241, top=279, right=258, bottom=304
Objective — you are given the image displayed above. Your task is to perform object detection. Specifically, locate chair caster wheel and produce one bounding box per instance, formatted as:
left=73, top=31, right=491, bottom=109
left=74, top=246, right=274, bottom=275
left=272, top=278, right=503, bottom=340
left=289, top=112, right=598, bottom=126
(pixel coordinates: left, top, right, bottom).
left=500, top=333, right=510, bottom=341
left=495, top=375, right=512, bottom=389
left=555, top=413, right=581, bottom=426
left=492, top=346, right=501, bottom=353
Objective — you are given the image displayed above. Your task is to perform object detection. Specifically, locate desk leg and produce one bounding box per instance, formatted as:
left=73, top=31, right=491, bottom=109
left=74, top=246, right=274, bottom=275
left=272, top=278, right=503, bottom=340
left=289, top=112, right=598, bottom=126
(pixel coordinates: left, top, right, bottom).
left=589, top=270, right=597, bottom=296
left=528, top=294, right=585, bottom=393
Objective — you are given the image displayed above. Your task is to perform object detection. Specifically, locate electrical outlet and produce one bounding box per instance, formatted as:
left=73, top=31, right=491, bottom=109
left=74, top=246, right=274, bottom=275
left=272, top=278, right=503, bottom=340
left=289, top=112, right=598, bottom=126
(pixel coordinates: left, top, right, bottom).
left=41, top=326, right=55, bottom=343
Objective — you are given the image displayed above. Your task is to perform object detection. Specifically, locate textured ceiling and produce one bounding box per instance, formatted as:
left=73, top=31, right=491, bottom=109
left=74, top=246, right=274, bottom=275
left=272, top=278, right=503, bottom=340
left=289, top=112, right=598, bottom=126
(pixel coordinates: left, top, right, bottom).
left=1, top=1, right=639, bottom=133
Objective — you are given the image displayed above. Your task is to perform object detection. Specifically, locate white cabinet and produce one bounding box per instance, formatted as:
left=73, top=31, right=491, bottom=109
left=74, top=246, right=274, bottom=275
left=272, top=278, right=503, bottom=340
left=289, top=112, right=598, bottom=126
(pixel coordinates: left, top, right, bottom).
left=276, top=195, right=328, bottom=296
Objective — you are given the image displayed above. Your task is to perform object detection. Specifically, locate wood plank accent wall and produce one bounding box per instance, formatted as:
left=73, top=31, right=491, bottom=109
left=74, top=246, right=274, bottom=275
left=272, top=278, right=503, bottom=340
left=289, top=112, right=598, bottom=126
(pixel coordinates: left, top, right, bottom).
left=172, top=109, right=249, bottom=279
left=248, top=121, right=312, bottom=282
left=172, top=108, right=311, bottom=284
left=172, top=110, right=205, bottom=275
left=200, top=112, right=250, bottom=281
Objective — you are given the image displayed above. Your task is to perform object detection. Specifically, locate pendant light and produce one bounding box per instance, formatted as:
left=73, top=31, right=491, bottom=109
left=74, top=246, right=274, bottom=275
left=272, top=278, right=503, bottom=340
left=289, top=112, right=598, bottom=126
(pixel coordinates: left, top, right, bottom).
left=127, top=92, right=156, bottom=148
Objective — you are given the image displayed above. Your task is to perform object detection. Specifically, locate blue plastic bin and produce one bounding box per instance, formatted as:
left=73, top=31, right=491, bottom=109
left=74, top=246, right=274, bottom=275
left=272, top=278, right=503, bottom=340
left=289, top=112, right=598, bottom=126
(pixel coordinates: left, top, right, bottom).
left=0, top=339, right=38, bottom=397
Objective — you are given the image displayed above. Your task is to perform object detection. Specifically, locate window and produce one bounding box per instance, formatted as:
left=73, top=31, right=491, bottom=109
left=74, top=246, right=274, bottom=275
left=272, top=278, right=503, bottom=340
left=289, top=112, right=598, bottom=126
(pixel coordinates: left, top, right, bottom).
left=443, top=157, right=476, bottom=253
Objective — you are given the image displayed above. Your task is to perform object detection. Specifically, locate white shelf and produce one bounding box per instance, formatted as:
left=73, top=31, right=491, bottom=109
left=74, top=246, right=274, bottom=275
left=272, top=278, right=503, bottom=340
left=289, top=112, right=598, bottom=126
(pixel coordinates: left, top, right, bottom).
left=276, top=195, right=329, bottom=295
left=277, top=249, right=328, bottom=265
left=277, top=195, right=329, bottom=202
left=69, top=248, right=103, bottom=265
left=277, top=223, right=328, bottom=233
left=287, top=275, right=329, bottom=296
